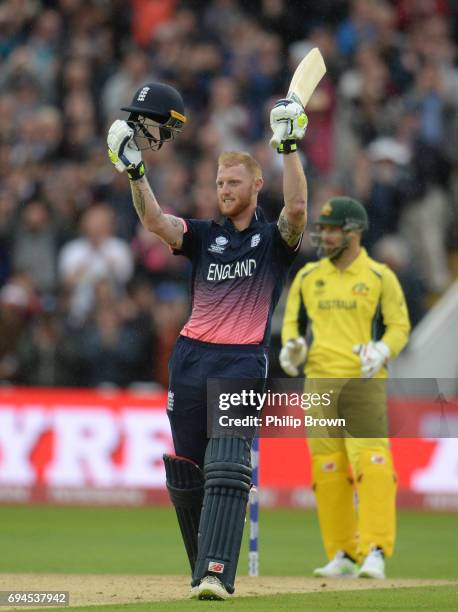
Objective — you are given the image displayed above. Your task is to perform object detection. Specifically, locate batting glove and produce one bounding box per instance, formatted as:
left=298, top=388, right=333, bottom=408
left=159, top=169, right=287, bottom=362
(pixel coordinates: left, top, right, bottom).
left=352, top=341, right=390, bottom=378
left=270, top=98, right=308, bottom=153
left=279, top=337, right=307, bottom=376
left=107, top=119, right=145, bottom=181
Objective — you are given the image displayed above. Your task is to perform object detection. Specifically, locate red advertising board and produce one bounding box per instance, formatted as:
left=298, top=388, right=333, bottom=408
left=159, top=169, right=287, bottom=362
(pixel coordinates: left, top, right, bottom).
left=0, top=388, right=457, bottom=510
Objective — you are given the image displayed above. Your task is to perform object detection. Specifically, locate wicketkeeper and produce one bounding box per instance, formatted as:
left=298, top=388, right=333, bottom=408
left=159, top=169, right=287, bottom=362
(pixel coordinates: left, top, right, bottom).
left=280, top=197, right=410, bottom=579
left=107, top=83, right=308, bottom=599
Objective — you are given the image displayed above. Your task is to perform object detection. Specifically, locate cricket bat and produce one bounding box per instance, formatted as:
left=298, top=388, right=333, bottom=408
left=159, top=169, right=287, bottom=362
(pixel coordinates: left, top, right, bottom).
left=270, top=47, right=326, bottom=149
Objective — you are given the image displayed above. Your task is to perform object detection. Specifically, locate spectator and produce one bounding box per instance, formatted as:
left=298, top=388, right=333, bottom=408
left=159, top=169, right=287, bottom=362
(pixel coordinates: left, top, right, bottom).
left=335, top=0, right=380, bottom=57
left=58, top=202, right=133, bottom=326
left=101, top=49, right=153, bottom=124
left=373, top=234, right=427, bottom=327
left=17, top=311, right=82, bottom=386
left=152, top=281, right=189, bottom=388
left=131, top=0, right=177, bottom=48
left=0, top=273, right=38, bottom=382
left=120, top=277, right=159, bottom=383
left=131, top=223, right=186, bottom=283
left=25, top=9, right=62, bottom=100
left=11, top=199, right=59, bottom=293
left=79, top=300, right=145, bottom=387
left=208, top=77, right=249, bottom=151
left=363, top=137, right=411, bottom=250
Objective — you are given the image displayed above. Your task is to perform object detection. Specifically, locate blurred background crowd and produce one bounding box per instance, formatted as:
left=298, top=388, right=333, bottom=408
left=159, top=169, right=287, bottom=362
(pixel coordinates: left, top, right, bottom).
left=0, top=0, right=457, bottom=388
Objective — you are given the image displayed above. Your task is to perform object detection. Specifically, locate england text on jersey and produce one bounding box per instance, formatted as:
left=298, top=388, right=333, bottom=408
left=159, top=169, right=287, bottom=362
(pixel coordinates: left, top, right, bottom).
left=207, top=259, right=256, bottom=282
left=172, top=208, right=299, bottom=345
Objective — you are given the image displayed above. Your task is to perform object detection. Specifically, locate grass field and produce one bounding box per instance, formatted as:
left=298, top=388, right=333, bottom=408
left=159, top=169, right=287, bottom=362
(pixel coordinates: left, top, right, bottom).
left=0, top=506, right=457, bottom=610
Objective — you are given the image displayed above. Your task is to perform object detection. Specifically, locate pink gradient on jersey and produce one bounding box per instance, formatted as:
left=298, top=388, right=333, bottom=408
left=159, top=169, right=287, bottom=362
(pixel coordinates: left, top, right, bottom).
left=181, top=275, right=274, bottom=344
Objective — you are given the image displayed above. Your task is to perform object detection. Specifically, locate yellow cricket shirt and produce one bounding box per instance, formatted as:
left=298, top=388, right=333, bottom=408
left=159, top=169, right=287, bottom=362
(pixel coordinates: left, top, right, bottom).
left=281, top=248, right=410, bottom=378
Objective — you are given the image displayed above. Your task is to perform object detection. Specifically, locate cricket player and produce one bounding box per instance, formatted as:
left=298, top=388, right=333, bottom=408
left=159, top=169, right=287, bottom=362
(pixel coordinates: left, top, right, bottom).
left=280, top=197, right=410, bottom=579
left=107, top=82, right=308, bottom=599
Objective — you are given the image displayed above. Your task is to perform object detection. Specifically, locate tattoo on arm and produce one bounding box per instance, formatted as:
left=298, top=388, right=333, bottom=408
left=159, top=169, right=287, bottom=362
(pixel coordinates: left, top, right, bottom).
left=131, top=182, right=146, bottom=220
left=278, top=210, right=304, bottom=247
left=129, top=180, right=184, bottom=248
left=164, top=214, right=184, bottom=249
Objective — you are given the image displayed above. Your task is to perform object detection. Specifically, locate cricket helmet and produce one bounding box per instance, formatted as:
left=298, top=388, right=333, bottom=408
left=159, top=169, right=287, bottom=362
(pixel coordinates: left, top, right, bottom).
left=121, top=82, right=187, bottom=150
left=310, top=197, right=368, bottom=259
left=316, top=197, right=368, bottom=231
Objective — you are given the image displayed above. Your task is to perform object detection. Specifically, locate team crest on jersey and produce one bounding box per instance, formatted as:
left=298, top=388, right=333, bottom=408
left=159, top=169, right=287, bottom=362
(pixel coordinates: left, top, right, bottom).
left=209, top=235, right=228, bottom=253
left=352, top=282, right=370, bottom=296
left=251, top=233, right=261, bottom=248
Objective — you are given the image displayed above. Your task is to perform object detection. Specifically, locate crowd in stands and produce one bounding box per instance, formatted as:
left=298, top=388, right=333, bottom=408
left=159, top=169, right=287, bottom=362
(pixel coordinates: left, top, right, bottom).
left=0, top=0, right=457, bottom=387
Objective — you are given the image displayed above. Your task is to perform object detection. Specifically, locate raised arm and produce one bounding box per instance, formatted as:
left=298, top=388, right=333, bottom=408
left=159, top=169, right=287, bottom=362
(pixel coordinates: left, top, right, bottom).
left=129, top=178, right=184, bottom=250
left=107, top=119, right=184, bottom=249
left=270, top=99, right=308, bottom=246
left=278, top=152, right=307, bottom=247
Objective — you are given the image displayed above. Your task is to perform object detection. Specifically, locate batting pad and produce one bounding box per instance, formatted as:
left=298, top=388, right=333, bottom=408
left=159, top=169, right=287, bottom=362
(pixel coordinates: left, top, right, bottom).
left=192, top=437, right=252, bottom=593
left=163, top=454, right=204, bottom=572
left=312, top=451, right=358, bottom=561
left=356, top=447, right=397, bottom=558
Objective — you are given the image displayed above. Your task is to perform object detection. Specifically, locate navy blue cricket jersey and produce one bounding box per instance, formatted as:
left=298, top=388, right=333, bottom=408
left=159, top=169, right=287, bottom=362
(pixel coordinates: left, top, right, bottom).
left=173, top=207, right=300, bottom=346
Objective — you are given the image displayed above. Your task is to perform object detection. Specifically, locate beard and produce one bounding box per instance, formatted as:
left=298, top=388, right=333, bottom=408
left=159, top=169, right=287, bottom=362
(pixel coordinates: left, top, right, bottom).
left=324, top=237, right=350, bottom=260
left=217, top=192, right=252, bottom=218
left=323, top=243, right=340, bottom=256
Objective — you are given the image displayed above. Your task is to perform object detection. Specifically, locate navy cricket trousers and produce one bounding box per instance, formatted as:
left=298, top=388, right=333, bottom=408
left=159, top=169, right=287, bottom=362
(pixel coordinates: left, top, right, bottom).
left=167, top=335, right=268, bottom=468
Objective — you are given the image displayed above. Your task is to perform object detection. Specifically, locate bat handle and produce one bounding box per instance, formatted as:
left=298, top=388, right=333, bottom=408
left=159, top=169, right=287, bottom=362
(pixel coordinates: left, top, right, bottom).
left=270, top=122, right=288, bottom=149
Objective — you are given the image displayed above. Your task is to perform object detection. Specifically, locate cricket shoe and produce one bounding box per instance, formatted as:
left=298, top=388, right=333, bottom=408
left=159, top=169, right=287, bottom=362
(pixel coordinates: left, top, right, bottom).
left=313, top=551, right=358, bottom=577
left=358, top=548, right=385, bottom=579
left=197, top=575, right=231, bottom=600
left=189, top=585, right=199, bottom=599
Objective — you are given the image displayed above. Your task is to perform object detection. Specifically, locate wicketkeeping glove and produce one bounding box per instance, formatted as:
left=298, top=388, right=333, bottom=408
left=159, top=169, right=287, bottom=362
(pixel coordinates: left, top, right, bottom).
left=270, top=98, right=308, bottom=153
left=352, top=341, right=390, bottom=378
left=107, top=119, right=145, bottom=181
left=279, top=337, right=307, bottom=376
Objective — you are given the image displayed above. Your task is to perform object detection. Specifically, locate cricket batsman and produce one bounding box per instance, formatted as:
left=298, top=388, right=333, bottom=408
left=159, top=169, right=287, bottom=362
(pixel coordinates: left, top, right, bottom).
left=280, top=197, right=410, bottom=579
left=107, top=82, right=308, bottom=599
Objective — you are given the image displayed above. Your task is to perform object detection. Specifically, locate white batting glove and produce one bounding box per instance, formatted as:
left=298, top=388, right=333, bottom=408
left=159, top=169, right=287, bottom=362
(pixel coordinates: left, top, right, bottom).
left=352, top=341, right=390, bottom=378
left=279, top=337, right=307, bottom=376
left=107, top=119, right=145, bottom=180
left=270, top=98, right=308, bottom=146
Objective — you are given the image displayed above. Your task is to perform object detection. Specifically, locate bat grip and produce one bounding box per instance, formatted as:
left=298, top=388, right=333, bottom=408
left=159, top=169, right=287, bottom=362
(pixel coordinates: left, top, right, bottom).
left=270, top=122, right=288, bottom=149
